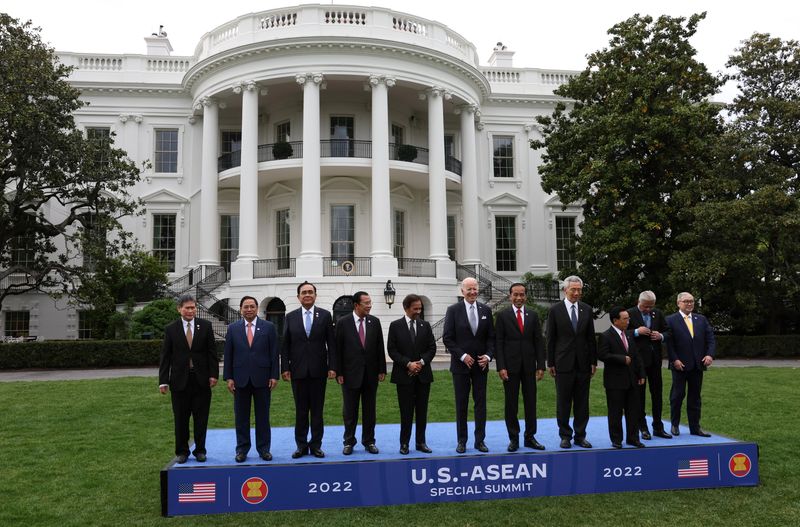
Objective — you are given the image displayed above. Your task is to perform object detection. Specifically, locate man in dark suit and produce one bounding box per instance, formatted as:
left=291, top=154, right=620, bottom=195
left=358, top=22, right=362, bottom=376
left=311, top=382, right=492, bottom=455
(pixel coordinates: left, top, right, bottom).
left=224, top=296, right=279, bottom=462
left=159, top=294, right=219, bottom=464
left=387, top=293, right=436, bottom=455
left=496, top=282, right=546, bottom=452
left=443, top=277, right=495, bottom=453
left=336, top=291, right=386, bottom=455
left=546, top=275, right=597, bottom=449
left=627, top=291, right=672, bottom=440
left=281, top=281, right=336, bottom=459
left=666, top=292, right=716, bottom=437
left=598, top=307, right=646, bottom=449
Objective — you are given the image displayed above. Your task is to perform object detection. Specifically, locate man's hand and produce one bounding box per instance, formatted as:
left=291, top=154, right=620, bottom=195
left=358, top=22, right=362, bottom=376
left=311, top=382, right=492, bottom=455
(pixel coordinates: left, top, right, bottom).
left=548, top=366, right=556, bottom=378
left=477, top=355, right=490, bottom=370
left=702, top=355, right=713, bottom=367
left=378, top=373, right=386, bottom=382
left=636, top=326, right=651, bottom=336
left=327, top=370, right=336, bottom=379
left=226, top=379, right=236, bottom=394
left=638, top=378, right=646, bottom=385
left=673, top=359, right=685, bottom=371
left=282, top=371, right=291, bottom=382
left=159, top=385, right=169, bottom=395
left=624, top=356, right=632, bottom=365
left=268, top=379, right=278, bottom=390
left=590, top=365, right=597, bottom=377
left=536, top=369, right=545, bottom=381
left=209, top=377, right=218, bottom=388
left=650, top=331, right=662, bottom=341
left=337, top=375, right=344, bottom=385
left=462, top=355, right=475, bottom=368
left=498, top=369, right=509, bottom=381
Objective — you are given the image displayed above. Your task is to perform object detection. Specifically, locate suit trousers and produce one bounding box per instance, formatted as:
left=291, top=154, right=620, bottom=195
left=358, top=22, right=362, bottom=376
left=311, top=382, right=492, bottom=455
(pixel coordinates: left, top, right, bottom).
left=396, top=379, right=431, bottom=445
left=341, top=379, right=378, bottom=446
left=670, top=368, right=704, bottom=431
left=503, top=370, right=538, bottom=440
left=452, top=367, right=488, bottom=444
left=554, top=370, right=592, bottom=440
left=291, top=377, right=327, bottom=450
left=233, top=381, right=272, bottom=455
left=170, top=377, right=212, bottom=456
left=638, top=357, right=665, bottom=432
left=606, top=386, right=641, bottom=444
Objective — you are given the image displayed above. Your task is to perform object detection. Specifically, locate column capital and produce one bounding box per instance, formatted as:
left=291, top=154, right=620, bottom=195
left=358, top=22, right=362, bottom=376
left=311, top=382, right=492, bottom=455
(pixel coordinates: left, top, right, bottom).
left=454, top=103, right=479, bottom=116
left=118, top=114, right=129, bottom=123
left=187, top=115, right=197, bottom=125
left=296, top=73, right=324, bottom=86
left=233, top=80, right=259, bottom=94
left=368, top=74, right=396, bottom=88
left=421, top=86, right=452, bottom=100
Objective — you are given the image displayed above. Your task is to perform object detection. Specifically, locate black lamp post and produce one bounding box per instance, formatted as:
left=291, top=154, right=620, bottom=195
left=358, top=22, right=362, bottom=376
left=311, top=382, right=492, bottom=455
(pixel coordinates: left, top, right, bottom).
left=383, top=280, right=396, bottom=308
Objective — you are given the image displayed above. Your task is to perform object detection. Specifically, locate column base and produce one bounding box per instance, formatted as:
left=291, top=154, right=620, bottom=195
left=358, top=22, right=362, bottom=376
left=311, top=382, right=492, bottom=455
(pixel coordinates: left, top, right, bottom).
left=230, top=259, right=254, bottom=282
left=370, top=256, right=398, bottom=278
left=296, top=256, right=323, bottom=278
left=435, top=259, right=456, bottom=280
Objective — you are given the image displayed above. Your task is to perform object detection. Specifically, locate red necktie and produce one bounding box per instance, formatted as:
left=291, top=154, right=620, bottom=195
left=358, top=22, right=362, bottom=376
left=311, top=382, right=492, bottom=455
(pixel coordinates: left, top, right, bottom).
left=621, top=330, right=628, bottom=351
left=516, top=309, right=524, bottom=333
left=247, top=322, right=254, bottom=346
left=358, top=318, right=366, bottom=347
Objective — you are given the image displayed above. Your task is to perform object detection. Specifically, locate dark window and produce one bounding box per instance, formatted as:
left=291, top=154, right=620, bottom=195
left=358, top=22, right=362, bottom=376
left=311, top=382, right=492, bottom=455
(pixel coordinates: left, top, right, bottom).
left=9, top=235, right=34, bottom=268
left=78, top=310, right=94, bottom=339
left=556, top=216, right=577, bottom=271
left=330, top=116, right=354, bottom=156
left=495, top=216, right=517, bottom=271
left=221, top=131, right=241, bottom=155
left=276, top=121, right=291, bottom=143
left=152, top=214, right=176, bottom=272
left=4, top=311, right=30, bottom=338
left=493, top=136, right=514, bottom=178
left=276, top=209, right=290, bottom=269
left=86, top=127, right=111, bottom=166
left=393, top=210, right=405, bottom=262
left=220, top=215, right=239, bottom=274
left=330, top=205, right=355, bottom=263
left=447, top=215, right=457, bottom=261
left=154, top=129, right=179, bottom=173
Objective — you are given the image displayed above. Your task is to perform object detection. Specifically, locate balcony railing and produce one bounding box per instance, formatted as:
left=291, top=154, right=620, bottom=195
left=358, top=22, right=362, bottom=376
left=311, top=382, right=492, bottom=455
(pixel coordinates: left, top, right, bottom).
left=323, top=257, right=372, bottom=276
left=253, top=258, right=296, bottom=278
left=389, top=143, right=429, bottom=165
left=320, top=139, right=372, bottom=158
left=259, top=141, right=304, bottom=162
left=446, top=155, right=462, bottom=176
left=397, top=258, right=436, bottom=277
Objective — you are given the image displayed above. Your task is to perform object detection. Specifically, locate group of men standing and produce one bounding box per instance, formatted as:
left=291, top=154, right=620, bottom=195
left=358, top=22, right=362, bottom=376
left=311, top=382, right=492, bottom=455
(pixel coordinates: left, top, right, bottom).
left=158, top=276, right=715, bottom=463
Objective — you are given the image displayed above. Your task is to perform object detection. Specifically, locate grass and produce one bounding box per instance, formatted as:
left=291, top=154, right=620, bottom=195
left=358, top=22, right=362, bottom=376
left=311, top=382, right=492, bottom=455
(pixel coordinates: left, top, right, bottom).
left=1, top=367, right=798, bottom=526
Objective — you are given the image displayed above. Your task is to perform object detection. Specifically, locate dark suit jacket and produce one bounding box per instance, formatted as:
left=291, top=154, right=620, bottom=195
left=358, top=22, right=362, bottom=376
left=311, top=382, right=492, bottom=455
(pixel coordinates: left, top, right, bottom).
left=223, top=317, right=279, bottom=388
left=387, top=317, right=436, bottom=384
left=627, top=307, right=669, bottom=368
left=546, top=300, right=597, bottom=373
left=281, top=306, right=336, bottom=378
left=665, top=312, right=716, bottom=371
left=598, top=327, right=645, bottom=389
left=335, top=313, right=387, bottom=389
left=159, top=318, right=219, bottom=390
left=442, top=300, right=495, bottom=374
left=495, top=306, right=545, bottom=374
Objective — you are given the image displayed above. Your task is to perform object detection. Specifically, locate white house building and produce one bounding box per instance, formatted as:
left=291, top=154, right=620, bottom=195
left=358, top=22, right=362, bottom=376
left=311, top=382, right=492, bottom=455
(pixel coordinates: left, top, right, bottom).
left=2, top=4, right=582, bottom=340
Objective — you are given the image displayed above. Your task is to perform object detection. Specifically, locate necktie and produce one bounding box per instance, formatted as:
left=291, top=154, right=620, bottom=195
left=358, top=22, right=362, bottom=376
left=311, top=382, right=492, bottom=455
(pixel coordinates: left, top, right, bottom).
left=469, top=304, right=478, bottom=335
left=247, top=322, right=254, bottom=346
left=185, top=321, right=193, bottom=348
left=570, top=304, right=578, bottom=332
left=643, top=313, right=651, bottom=329
left=684, top=315, right=694, bottom=338
left=358, top=318, right=366, bottom=347
left=409, top=319, right=416, bottom=343
left=620, top=330, right=628, bottom=351
left=304, top=310, right=312, bottom=337
left=516, top=308, right=524, bottom=333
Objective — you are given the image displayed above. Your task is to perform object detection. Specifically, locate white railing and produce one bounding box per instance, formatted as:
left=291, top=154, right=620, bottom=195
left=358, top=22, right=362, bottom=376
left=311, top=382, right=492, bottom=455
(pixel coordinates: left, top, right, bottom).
left=446, top=31, right=468, bottom=54
left=78, top=56, right=124, bottom=71
left=484, top=70, right=521, bottom=83
left=324, top=10, right=367, bottom=25
left=392, top=16, right=427, bottom=36
left=212, top=22, right=239, bottom=46
left=541, top=72, right=577, bottom=84
left=146, top=58, right=191, bottom=72
left=260, top=12, right=297, bottom=29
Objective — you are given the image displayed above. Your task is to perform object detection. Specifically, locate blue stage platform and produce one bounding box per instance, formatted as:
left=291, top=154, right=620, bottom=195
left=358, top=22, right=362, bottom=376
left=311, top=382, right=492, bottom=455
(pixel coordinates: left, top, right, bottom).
left=161, top=418, right=758, bottom=516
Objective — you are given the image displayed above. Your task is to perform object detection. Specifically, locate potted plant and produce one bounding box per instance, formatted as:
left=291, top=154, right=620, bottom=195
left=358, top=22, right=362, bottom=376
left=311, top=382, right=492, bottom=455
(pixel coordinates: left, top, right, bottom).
left=272, top=141, right=293, bottom=160
left=397, top=143, right=418, bottom=162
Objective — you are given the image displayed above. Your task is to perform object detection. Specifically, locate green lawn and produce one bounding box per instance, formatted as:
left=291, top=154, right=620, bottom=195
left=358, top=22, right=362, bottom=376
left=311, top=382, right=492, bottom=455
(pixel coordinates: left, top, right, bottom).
left=1, top=368, right=797, bottom=526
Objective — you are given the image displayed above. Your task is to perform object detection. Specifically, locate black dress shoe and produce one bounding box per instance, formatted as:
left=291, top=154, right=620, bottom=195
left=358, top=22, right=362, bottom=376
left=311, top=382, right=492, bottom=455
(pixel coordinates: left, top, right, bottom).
left=416, top=443, right=432, bottom=453
left=342, top=445, right=354, bottom=455
left=260, top=452, right=272, bottom=461
left=365, top=444, right=379, bottom=454
left=641, top=431, right=652, bottom=440
left=474, top=441, right=489, bottom=453
left=691, top=429, right=712, bottom=437
left=574, top=439, right=593, bottom=448
left=399, top=444, right=410, bottom=455
left=456, top=442, right=466, bottom=454
left=311, top=448, right=325, bottom=458
left=612, top=442, right=623, bottom=449
left=195, top=453, right=207, bottom=462
left=292, top=448, right=307, bottom=459
left=653, top=430, right=673, bottom=439
left=560, top=439, right=572, bottom=449
left=235, top=452, right=247, bottom=463
left=524, top=438, right=546, bottom=450
left=671, top=425, right=680, bottom=436
left=176, top=454, right=188, bottom=464
left=626, top=441, right=646, bottom=448
left=507, top=440, right=519, bottom=452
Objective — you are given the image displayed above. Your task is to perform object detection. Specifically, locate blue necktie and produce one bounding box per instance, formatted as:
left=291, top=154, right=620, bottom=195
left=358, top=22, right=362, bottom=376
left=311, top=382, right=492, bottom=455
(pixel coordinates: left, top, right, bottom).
left=643, top=313, right=651, bottom=329
left=304, top=310, right=312, bottom=337
left=570, top=304, right=578, bottom=332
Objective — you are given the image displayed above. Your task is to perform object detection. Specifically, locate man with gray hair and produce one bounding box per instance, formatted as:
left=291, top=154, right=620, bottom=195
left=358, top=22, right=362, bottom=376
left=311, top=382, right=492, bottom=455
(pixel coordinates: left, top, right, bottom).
left=627, top=291, right=672, bottom=440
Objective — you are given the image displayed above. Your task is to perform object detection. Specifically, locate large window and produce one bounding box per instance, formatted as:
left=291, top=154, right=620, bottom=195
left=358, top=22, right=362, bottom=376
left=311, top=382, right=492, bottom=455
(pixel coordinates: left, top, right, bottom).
left=556, top=216, right=577, bottom=271
left=391, top=124, right=404, bottom=145
left=154, top=129, right=179, bottom=173
left=393, top=210, right=405, bottom=262
left=152, top=214, right=176, bottom=272
left=276, top=121, right=291, bottom=143
left=493, top=135, right=514, bottom=178
left=330, top=205, right=354, bottom=263
left=4, top=311, right=30, bottom=338
left=86, top=127, right=111, bottom=167
left=447, top=215, right=457, bottom=261
left=220, top=215, right=239, bottom=274
left=9, top=235, right=34, bottom=268
left=78, top=310, right=94, bottom=340
left=495, top=216, right=517, bottom=272
left=221, top=131, right=241, bottom=155
left=330, top=116, right=354, bottom=157
left=276, top=209, right=291, bottom=269
left=80, top=213, right=106, bottom=272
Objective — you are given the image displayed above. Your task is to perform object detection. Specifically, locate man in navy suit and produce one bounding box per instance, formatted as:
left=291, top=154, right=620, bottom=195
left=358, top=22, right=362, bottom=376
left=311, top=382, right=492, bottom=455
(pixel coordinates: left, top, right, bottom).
left=336, top=291, right=386, bottom=455
left=387, top=293, right=436, bottom=455
left=281, top=281, right=336, bottom=459
left=666, top=292, right=716, bottom=437
left=443, top=277, right=495, bottom=453
left=546, top=275, right=597, bottom=449
left=598, top=307, right=646, bottom=449
left=159, top=294, right=219, bottom=464
left=223, top=296, right=279, bottom=462
left=496, top=282, right=546, bottom=452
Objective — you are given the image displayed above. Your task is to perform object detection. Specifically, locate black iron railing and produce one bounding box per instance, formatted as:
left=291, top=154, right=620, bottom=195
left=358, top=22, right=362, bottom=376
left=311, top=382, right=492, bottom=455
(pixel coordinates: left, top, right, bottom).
left=253, top=258, right=296, bottom=278
left=259, top=141, right=304, bottom=162
left=322, top=257, right=372, bottom=276
left=320, top=139, right=372, bottom=158
left=446, top=155, right=462, bottom=175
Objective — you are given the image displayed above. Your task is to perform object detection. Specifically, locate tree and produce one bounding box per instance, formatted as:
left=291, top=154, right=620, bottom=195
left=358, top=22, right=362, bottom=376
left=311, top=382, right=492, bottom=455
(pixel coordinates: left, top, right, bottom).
left=0, top=14, right=141, bottom=306
left=129, top=298, right=180, bottom=340
left=531, top=13, right=722, bottom=311
left=670, top=33, right=800, bottom=334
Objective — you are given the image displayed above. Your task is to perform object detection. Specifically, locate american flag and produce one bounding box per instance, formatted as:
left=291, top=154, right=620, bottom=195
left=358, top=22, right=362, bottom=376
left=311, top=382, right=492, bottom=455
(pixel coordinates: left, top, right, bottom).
left=677, top=459, right=709, bottom=478
left=178, top=482, right=216, bottom=503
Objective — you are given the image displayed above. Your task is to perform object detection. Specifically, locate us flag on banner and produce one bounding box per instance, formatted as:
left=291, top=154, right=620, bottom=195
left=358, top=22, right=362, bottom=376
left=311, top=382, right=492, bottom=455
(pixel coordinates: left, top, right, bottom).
left=178, top=482, right=216, bottom=503
left=677, top=459, right=709, bottom=478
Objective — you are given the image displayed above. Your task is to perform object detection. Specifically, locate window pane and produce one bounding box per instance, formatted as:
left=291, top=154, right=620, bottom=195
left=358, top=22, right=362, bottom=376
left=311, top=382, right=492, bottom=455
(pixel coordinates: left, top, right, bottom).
left=276, top=209, right=291, bottom=269
left=220, top=215, right=239, bottom=273
left=556, top=216, right=577, bottom=271
left=447, top=215, right=457, bottom=261
left=330, top=205, right=354, bottom=262
left=276, top=122, right=291, bottom=143
left=393, top=210, right=405, bottom=261
left=221, top=131, right=241, bottom=155
left=4, top=311, right=30, bottom=338
left=154, top=129, right=179, bottom=173
left=78, top=310, right=94, bottom=340
left=152, top=214, right=176, bottom=272
left=495, top=216, right=516, bottom=272
left=86, top=127, right=111, bottom=167
left=493, top=136, right=514, bottom=178
left=9, top=235, right=34, bottom=268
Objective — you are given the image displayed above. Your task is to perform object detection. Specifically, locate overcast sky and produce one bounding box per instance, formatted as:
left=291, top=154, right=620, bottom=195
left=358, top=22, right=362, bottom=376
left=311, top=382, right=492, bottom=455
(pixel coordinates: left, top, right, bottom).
left=4, top=1, right=796, bottom=102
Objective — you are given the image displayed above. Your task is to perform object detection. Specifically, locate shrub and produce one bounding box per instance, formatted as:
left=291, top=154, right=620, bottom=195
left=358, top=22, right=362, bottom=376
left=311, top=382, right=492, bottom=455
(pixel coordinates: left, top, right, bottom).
left=272, top=141, right=293, bottom=160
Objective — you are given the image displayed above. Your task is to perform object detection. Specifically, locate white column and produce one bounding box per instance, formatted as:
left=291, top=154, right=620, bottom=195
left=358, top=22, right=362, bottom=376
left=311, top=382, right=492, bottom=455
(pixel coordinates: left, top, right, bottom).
left=459, top=104, right=480, bottom=265
left=198, top=97, right=220, bottom=266
left=369, top=74, right=397, bottom=277
left=425, top=87, right=454, bottom=278
left=296, top=73, right=324, bottom=277
left=231, top=81, right=259, bottom=281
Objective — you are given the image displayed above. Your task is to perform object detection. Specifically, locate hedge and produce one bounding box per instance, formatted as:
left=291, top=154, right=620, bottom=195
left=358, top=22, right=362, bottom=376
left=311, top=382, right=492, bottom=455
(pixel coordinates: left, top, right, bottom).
left=714, top=335, right=800, bottom=359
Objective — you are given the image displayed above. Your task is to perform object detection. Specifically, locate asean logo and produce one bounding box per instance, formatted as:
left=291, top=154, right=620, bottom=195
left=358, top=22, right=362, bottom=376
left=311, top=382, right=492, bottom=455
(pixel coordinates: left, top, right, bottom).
left=728, top=453, right=752, bottom=478
left=241, top=477, right=269, bottom=504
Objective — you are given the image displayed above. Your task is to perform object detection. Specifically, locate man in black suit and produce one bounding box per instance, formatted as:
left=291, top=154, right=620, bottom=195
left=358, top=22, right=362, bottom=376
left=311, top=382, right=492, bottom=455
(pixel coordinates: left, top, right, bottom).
left=627, top=291, right=672, bottom=440
left=496, top=283, right=546, bottom=452
left=546, top=275, right=597, bottom=449
left=336, top=291, right=386, bottom=455
left=387, top=294, right=436, bottom=455
left=598, top=307, right=646, bottom=449
left=159, top=294, right=219, bottom=464
left=223, top=296, right=279, bottom=462
left=443, top=277, right=495, bottom=453
left=281, top=281, right=336, bottom=459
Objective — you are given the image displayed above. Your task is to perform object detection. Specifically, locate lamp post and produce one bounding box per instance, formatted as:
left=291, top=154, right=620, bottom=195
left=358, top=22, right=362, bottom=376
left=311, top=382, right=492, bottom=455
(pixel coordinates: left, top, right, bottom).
left=383, top=280, right=396, bottom=308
